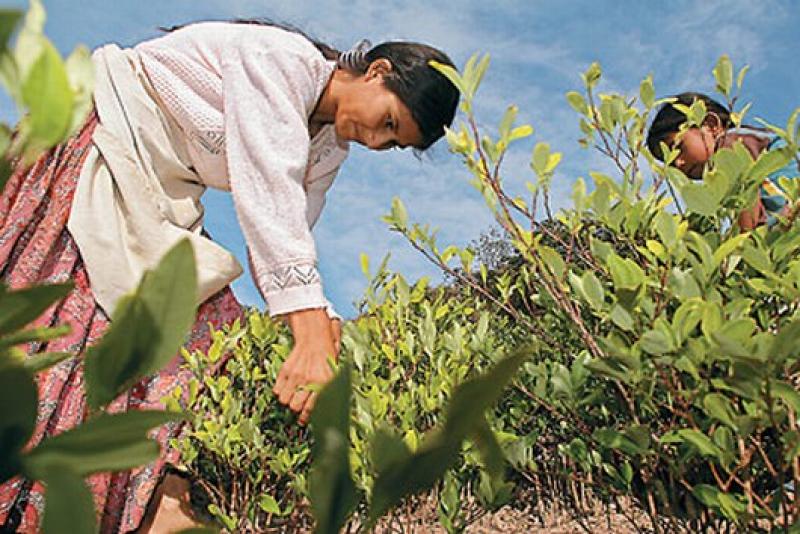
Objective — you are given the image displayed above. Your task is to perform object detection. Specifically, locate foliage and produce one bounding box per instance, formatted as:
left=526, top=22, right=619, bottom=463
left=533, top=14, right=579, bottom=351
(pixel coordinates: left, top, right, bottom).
left=175, top=271, right=531, bottom=532
left=0, top=240, right=198, bottom=533
left=170, top=36, right=800, bottom=534
left=169, top=314, right=313, bottom=532
left=382, top=52, right=800, bottom=531
left=0, top=0, right=92, bottom=188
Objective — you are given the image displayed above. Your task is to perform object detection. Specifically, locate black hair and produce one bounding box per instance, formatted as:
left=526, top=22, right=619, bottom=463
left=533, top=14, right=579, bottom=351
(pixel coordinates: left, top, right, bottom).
left=646, top=92, right=732, bottom=161
left=162, top=19, right=459, bottom=150
left=353, top=42, right=459, bottom=150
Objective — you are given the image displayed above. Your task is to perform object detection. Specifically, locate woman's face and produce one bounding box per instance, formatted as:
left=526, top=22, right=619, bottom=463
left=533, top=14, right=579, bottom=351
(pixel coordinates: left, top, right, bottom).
left=334, top=61, right=422, bottom=151
left=667, top=116, right=724, bottom=179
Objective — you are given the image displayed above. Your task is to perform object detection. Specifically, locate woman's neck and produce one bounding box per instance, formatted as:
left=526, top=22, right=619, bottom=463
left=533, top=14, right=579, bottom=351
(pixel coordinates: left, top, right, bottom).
left=310, top=69, right=350, bottom=130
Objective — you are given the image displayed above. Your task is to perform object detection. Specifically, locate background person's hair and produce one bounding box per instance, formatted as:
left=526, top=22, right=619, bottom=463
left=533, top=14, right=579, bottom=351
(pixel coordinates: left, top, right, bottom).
left=162, top=19, right=460, bottom=150
left=646, top=92, right=731, bottom=161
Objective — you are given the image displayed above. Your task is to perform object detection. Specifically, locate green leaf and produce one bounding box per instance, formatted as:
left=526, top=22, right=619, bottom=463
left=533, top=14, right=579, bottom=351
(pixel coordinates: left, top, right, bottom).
left=654, top=211, right=678, bottom=248
left=309, top=362, right=357, bottom=534
left=749, top=147, right=792, bottom=181
left=13, top=0, right=45, bottom=79
left=681, top=182, right=720, bottom=216
left=607, top=253, right=644, bottom=290
left=0, top=283, right=72, bottom=336
left=594, top=427, right=649, bottom=456
left=772, top=381, right=800, bottom=414
left=41, top=465, right=96, bottom=534
left=63, top=44, right=93, bottom=137
left=370, top=428, right=411, bottom=475
left=639, top=329, right=672, bottom=356
left=566, top=91, right=589, bottom=115
left=23, top=410, right=181, bottom=478
left=736, top=65, right=750, bottom=89
left=712, top=233, right=749, bottom=267
left=580, top=271, right=604, bottom=311
left=390, top=197, right=409, bottom=229
left=442, top=349, right=528, bottom=439
left=531, top=142, right=551, bottom=176
left=498, top=105, right=517, bottom=140
left=0, top=124, right=12, bottom=189
left=0, top=365, right=37, bottom=483
left=0, top=324, right=71, bottom=350
left=692, top=484, right=721, bottom=507
left=429, top=59, right=466, bottom=95
left=677, top=429, right=723, bottom=459
left=639, top=75, right=655, bottom=109
left=772, top=320, right=800, bottom=363
left=472, top=54, right=490, bottom=95
left=582, top=62, right=602, bottom=88
left=703, top=393, right=737, bottom=429
left=508, top=125, right=533, bottom=143
left=712, top=55, right=733, bottom=97
left=259, top=494, right=281, bottom=515
left=22, top=40, right=74, bottom=152
left=23, top=351, right=72, bottom=374
left=84, top=239, right=198, bottom=409
left=538, top=245, right=565, bottom=278
left=609, top=304, right=635, bottom=332
left=472, top=416, right=506, bottom=482
left=0, top=10, right=22, bottom=53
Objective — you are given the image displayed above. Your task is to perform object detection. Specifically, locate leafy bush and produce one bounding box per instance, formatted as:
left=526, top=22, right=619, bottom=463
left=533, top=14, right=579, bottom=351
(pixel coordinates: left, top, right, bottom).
left=0, top=0, right=93, bottom=186
left=177, top=47, right=800, bottom=534
left=0, top=240, right=199, bottom=534
left=388, top=54, right=800, bottom=531
left=175, top=265, right=528, bottom=532
left=169, top=313, right=313, bottom=532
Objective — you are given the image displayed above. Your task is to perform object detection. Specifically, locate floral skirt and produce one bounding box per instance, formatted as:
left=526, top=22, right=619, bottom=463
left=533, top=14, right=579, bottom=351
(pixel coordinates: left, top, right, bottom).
left=0, top=111, right=244, bottom=533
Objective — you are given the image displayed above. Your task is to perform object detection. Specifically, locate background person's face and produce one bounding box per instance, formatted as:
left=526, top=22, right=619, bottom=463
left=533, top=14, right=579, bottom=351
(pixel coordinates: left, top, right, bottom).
left=669, top=126, right=718, bottom=179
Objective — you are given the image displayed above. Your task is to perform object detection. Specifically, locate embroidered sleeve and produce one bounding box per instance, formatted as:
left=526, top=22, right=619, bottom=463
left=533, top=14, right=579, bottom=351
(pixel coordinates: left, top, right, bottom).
left=222, top=40, right=331, bottom=316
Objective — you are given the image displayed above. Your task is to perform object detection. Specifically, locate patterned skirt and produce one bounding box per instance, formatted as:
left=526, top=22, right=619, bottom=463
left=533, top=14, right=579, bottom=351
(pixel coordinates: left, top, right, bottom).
left=0, top=112, right=244, bottom=533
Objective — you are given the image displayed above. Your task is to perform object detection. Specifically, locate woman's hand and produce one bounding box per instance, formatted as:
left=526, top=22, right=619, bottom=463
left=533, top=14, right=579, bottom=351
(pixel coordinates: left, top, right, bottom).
left=273, top=308, right=337, bottom=424
left=331, top=318, right=342, bottom=356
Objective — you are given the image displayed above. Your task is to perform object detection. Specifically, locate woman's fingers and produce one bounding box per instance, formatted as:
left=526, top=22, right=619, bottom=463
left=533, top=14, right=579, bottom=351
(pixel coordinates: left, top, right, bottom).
left=331, top=319, right=342, bottom=356
left=274, top=364, right=299, bottom=405
left=289, top=388, right=310, bottom=412
left=299, top=392, right=318, bottom=425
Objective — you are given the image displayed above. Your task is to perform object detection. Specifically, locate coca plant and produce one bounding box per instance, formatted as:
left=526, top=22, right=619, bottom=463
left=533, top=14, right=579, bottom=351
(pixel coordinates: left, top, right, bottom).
left=381, top=54, right=800, bottom=531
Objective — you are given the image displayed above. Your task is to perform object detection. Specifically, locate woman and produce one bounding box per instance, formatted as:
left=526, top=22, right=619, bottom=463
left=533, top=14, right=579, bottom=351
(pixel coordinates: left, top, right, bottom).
left=0, top=19, right=459, bottom=532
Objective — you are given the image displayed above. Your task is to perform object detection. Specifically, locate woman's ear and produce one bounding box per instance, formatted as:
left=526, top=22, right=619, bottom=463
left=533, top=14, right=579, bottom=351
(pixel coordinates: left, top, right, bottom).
left=704, top=112, right=725, bottom=137
left=364, top=58, right=392, bottom=80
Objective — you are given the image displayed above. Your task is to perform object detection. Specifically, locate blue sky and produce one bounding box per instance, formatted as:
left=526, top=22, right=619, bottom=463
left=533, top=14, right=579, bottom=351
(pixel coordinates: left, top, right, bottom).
left=3, top=0, right=799, bottom=317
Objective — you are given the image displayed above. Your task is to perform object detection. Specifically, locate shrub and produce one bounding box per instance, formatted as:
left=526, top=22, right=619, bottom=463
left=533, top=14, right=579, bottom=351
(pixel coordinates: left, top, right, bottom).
left=179, top=54, right=800, bottom=533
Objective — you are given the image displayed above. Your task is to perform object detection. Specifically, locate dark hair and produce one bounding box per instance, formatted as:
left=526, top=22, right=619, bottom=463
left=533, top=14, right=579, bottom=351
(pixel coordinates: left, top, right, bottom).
left=646, top=92, right=731, bottom=160
left=353, top=43, right=459, bottom=150
left=163, top=19, right=459, bottom=150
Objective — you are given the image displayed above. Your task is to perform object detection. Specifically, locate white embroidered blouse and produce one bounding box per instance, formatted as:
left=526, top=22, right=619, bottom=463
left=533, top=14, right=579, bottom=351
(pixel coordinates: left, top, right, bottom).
left=135, top=22, right=348, bottom=316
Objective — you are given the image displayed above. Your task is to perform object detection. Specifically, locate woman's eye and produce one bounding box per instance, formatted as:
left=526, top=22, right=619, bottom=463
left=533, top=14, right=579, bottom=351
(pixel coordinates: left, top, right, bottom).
left=385, top=117, right=395, bottom=130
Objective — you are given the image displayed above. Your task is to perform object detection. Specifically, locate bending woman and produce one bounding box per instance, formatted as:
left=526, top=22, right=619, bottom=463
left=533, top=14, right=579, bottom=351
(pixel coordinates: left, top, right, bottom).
left=0, top=20, right=459, bottom=533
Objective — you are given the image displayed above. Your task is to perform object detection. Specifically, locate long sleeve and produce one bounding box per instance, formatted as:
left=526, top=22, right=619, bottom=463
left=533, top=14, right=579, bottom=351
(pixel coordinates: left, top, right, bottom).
left=221, top=38, right=333, bottom=316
